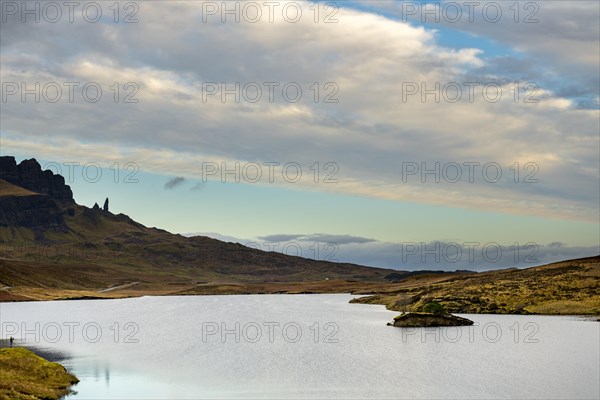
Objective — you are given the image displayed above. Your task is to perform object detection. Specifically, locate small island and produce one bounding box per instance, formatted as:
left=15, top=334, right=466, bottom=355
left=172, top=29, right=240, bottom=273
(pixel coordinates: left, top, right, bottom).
left=387, top=301, right=474, bottom=327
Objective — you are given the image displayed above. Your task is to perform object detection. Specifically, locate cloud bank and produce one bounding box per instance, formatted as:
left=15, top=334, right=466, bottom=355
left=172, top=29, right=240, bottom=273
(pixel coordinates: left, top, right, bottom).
left=1, top=0, right=598, bottom=222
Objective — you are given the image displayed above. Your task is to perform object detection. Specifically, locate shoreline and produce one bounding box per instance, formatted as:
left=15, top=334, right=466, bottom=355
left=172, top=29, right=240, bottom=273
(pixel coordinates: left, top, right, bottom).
left=2, top=290, right=599, bottom=317
left=2, top=255, right=598, bottom=316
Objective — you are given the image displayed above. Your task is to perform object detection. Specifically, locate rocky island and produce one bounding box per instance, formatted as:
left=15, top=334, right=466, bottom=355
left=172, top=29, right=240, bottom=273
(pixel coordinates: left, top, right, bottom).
left=389, top=312, right=474, bottom=327
left=387, top=302, right=474, bottom=327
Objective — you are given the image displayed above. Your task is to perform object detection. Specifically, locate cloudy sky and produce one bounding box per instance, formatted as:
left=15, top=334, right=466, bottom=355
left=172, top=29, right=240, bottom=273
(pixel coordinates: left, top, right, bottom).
left=1, top=0, right=599, bottom=270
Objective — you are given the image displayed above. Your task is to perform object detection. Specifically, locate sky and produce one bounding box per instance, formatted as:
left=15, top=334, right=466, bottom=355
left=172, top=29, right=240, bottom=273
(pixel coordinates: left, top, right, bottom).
left=1, top=0, right=599, bottom=271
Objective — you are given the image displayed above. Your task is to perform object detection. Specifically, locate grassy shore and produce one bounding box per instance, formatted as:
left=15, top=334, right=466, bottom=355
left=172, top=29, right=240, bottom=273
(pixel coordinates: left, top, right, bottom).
left=1, top=254, right=598, bottom=316
left=0, top=348, right=78, bottom=400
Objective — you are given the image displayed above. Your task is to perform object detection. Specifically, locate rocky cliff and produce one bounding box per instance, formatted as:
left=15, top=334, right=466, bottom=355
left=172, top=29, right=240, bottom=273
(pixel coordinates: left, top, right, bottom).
left=0, top=192, right=69, bottom=232
left=0, top=157, right=74, bottom=204
left=0, top=157, right=74, bottom=232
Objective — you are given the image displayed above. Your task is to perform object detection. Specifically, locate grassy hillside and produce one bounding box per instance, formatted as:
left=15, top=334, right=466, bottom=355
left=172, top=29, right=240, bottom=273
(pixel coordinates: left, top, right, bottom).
left=0, top=196, right=404, bottom=300
left=351, top=256, right=600, bottom=315
left=0, top=204, right=395, bottom=280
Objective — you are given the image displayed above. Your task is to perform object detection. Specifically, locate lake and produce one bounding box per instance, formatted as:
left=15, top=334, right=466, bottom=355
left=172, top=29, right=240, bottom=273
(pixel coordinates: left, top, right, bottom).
left=1, top=294, right=598, bottom=399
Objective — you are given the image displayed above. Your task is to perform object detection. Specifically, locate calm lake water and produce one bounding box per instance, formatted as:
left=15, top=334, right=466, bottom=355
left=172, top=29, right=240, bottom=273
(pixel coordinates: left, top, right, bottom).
left=1, top=294, right=598, bottom=399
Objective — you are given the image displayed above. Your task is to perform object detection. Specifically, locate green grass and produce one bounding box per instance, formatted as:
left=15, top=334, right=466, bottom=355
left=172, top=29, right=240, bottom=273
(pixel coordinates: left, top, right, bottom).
left=0, top=347, right=78, bottom=400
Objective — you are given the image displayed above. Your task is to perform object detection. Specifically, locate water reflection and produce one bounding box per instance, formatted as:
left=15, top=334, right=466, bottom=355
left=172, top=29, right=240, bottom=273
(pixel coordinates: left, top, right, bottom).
left=22, top=344, right=73, bottom=363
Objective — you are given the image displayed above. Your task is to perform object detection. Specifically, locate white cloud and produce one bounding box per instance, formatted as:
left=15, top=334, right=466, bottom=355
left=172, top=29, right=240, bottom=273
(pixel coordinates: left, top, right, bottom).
left=1, top=0, right=598, bottom=221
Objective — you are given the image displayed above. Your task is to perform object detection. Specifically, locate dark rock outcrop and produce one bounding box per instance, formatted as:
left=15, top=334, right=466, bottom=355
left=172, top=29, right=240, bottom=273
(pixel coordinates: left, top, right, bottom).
left=0, top=194, right=67, bottom=232
left=0, top=156, right=74, bottom=204
left=388, top=312, right=474, bottom=327
left=0, top=157, right=73, bottom=232
left=103, top=198, right=109, bottom=212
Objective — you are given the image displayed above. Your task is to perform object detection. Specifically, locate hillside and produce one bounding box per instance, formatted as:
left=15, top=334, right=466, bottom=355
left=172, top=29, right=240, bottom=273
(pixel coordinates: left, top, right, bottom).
left=351, top=256, right=600, bottom=315
left=0, top=156, right=404, bottom=300
left=0, top=347, right=78, bottom=400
